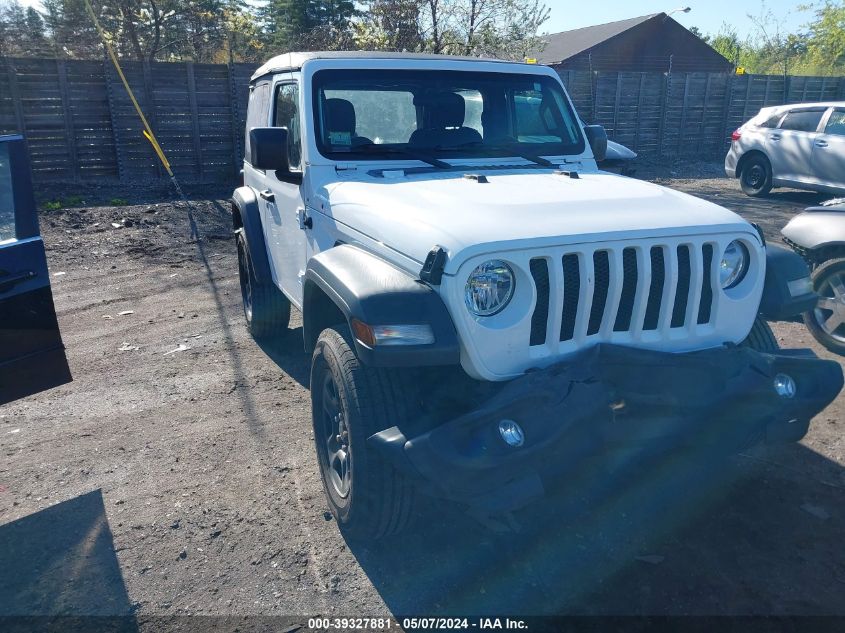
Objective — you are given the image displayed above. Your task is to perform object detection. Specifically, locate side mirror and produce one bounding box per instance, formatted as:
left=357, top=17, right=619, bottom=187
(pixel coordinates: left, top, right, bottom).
left=249, top=127, right=290, bottom=172
left=584, top=125, right=608, bottom=162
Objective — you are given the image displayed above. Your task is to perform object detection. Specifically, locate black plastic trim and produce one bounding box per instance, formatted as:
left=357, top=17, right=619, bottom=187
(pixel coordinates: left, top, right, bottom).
left=304, top=245, right=460, bottom=367
left=369, top=343, right=843, bottom=512
left=231, top=187, right=272, bottom=285
left=759, top=243, right=818, bottom=321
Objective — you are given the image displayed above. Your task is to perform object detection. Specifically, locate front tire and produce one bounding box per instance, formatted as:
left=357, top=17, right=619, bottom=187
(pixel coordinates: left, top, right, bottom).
left=803, top=258, right=845, bottom=356
left=311, top=324, right=417, bottom=540
left=740, top=317, right=779, bottom=352
left=739, top=155, right=773, bottom=197
left=236, top=229, right=291, bottom=338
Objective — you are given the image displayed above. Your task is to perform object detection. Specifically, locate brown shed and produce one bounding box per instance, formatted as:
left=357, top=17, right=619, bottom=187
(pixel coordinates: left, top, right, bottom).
left=536, top=13, right=733, bottom=73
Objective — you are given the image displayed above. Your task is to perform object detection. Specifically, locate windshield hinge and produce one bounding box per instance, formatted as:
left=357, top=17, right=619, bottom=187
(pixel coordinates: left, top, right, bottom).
left=420, top=245, right=448, bottom=285
left=335, top=163, right=359, bottom=172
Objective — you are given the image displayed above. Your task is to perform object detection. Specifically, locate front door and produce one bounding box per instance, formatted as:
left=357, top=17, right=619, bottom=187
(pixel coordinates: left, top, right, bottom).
left=769, top=108, right=826, bottom=183
left=0, top=135, right=71, bottom=405
left=260, top=78, right=307, bottom=308
left=812, top=108, right=845, bottom=192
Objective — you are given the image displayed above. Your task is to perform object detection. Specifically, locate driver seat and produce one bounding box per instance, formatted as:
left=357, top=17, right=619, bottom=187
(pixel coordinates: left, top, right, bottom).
left=409, top=92, right=482, bottom=149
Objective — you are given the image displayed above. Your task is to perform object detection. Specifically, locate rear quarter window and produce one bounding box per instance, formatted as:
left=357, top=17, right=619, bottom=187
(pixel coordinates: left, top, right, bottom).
left=755, top=111, right=784, bottom=128
left=779, top=110, right=824, bottom=133
left=244, top=82, right=271, bottom=161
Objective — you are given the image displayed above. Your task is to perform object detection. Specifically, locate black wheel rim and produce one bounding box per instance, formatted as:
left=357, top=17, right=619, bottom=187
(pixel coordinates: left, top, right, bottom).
left=237, top=238, right=253, bottom=322
left=320, top=371, right=351, bottom=498
left=745, top=164, right=764, bottom=189
left=813, top=270, right=845, bottom=343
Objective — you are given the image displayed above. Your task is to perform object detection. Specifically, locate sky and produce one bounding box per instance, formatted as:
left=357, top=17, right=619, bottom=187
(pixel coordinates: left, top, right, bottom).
left=13, top=0, right=815, bottom=41
left=542, top=0, right=813, bottom=39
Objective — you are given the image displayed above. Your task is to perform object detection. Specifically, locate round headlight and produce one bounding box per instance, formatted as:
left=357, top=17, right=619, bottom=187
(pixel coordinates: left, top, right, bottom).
left=465, top=260, right=515, bottom=316
left=720, top=240, right=750, bottom=289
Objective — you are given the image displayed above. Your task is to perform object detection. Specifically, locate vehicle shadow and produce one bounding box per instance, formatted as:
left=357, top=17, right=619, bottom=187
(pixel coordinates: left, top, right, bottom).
left=0, top=489, right=137, bottom=631
left=253, top=326, right=311, bottom=389
left=348, top=442, right=845, bottom=616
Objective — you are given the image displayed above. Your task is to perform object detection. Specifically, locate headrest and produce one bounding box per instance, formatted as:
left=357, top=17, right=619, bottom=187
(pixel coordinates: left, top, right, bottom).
left=415, top=92, right=466, bottom=129
left=324, top=98, right=356, bottom=133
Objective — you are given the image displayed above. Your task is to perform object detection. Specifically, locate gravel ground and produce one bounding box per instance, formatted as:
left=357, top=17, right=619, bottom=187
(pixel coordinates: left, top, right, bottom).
left=1, top=164, right=844, bottom=623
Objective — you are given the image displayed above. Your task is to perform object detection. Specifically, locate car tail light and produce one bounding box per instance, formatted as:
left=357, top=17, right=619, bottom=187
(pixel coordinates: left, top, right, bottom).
left=731, top=129, right=742, bottom=142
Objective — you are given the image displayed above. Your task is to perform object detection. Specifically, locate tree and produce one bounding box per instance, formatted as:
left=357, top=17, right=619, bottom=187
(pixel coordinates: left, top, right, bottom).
left=354, top=0, right=423, bottom=51
left=0, top=0, right=53, bottom=56
left=709, top=23, right=744, bottom=67
left=41, top=0, right=102, bottom=58
left=802, top=1, right=845, bottom=73
left=262, top=0, right=356, bottom=52
left=463, top=0, right=549, bottom=60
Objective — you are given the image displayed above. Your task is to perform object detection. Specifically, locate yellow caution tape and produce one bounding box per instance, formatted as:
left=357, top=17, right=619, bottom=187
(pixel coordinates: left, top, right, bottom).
left=83, top=0, right=174, bottom=178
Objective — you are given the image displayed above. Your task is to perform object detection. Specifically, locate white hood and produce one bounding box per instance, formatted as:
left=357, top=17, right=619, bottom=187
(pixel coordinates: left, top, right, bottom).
left=322, top=169, right=755, bottom=274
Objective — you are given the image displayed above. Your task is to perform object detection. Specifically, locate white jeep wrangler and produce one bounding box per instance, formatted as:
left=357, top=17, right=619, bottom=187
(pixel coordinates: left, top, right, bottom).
left=232, top=52, right=843, bottom=540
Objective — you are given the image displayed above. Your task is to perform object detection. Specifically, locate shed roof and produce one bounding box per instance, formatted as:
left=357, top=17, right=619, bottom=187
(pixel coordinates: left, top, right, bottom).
left=536, top=13, right=662, bottom=64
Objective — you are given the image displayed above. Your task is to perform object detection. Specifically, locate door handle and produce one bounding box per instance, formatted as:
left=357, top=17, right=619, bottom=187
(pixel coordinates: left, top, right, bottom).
left=770, top=134, right=781, bottom=141
left=259, top=189, right=275, bottom=202
left=0, top=270, right=37, bottom=292
left=816, top=140, right=828, bottom=148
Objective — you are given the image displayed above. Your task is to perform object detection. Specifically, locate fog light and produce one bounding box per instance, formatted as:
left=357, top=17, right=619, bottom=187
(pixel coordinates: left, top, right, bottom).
left=498, top=419, right=524, bottom=447
left=773, top=373, right=796, bottom=398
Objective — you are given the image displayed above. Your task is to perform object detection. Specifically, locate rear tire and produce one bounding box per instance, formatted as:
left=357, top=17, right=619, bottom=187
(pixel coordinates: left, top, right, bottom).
left=739, top=155, right=773, bottom=197
left=740, top=317, right=779, bottom=352
left=236, top=229, right=291, bottom=338
left=311, top=324, right=417, bottom=541
left=803, top=258, right=845, bottom=356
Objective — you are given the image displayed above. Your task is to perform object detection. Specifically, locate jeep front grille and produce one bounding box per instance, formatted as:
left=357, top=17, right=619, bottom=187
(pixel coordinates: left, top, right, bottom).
left=529, top=242, right=717, bottom=347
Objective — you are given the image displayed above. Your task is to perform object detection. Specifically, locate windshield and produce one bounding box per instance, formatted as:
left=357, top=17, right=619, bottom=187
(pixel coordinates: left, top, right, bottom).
left=312, top=69, right=585, bottom=161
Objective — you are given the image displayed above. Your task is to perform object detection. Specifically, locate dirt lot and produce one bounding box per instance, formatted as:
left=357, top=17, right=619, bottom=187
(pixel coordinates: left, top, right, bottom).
left=1, top=163, right=844, bottom=622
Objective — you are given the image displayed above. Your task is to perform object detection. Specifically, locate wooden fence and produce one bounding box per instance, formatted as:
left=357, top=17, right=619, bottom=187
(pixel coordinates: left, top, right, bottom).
left=1, top=56, right=844, bottom=185
left=560, top=70, right=845, bottom=159
left=0, top=57, right=254, bottom=184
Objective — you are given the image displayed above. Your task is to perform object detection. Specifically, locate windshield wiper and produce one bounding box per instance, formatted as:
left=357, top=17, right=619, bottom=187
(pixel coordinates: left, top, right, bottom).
left=353, top=143, right=450, bottom=169
left=434, top=141, right=558, bottom=168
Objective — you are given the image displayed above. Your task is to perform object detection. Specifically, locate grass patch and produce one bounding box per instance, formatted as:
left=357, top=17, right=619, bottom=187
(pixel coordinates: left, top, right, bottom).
left=109, top=198, right=129, bottom=206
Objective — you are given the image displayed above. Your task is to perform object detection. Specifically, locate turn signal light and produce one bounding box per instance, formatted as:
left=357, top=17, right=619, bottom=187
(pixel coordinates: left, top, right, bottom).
left=731, top=129, right=742, bottom=142
left=351, top=319, right=377, bottom=348
left=350, top=319, right=435, bottom=348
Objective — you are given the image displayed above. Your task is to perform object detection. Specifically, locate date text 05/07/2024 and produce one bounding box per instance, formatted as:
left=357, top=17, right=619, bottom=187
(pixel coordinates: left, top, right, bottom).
left=306, top=617, right=528, bottom=630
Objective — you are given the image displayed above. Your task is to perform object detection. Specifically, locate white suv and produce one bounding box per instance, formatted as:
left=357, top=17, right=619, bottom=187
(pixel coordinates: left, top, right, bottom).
left=726, top=102, right=845, bottom=197
left=233, top=52, right=843, bottom=540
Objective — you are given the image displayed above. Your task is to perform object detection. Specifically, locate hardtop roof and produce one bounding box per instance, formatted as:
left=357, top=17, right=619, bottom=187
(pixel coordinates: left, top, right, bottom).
left=760, top=101, right=845, bottom=112
left=250, top=51, right=525, bottom=81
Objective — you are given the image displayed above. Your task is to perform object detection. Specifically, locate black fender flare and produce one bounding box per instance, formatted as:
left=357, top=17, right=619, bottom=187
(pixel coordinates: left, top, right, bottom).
left=759, top=243, right=817, bottom=321
left=304, top=245, right=460, bottom=367
left=231, top=186, right=272, bottom=285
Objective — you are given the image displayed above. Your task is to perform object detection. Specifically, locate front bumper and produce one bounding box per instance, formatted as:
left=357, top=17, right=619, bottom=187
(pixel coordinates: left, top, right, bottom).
left=370, top=344, right=843, bottom=512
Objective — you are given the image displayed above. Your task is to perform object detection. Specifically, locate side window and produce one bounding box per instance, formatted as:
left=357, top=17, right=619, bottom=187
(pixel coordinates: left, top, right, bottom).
left=244, top=82, right=270, bottom=163
left=780, top=110, right=824, bottom=133
left=824, top=109, right=845, bottom=137
left=273, top=83, right=302, bottom=170
left=0, top=143, right=14, bottom=242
